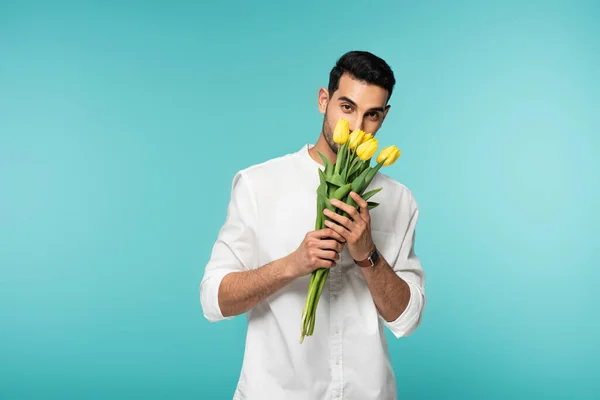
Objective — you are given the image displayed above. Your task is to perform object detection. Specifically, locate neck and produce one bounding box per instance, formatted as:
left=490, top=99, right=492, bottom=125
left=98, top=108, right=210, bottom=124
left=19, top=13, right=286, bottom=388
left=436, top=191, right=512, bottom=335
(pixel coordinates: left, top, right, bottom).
left=308, top=133, right=337, bottom=166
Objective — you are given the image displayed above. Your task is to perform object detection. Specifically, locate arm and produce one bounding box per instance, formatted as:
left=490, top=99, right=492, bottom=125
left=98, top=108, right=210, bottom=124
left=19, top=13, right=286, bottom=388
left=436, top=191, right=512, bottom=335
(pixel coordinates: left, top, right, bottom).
left=201, top=170, right=346, bottom=322
left=369, top=198, right=426, bottom=338
left=359, top=255, right=412, bottom=323
left=216, top=226, right=345, bottom=318
left=216, top=255, right=296, bottom=318
left=200, top=170, right=262, bottom=322
left=326, top=191, right=426, bottom=338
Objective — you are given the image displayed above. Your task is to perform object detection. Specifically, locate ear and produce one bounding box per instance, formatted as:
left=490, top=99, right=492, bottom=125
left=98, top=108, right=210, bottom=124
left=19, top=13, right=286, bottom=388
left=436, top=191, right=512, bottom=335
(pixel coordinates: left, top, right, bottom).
left=317, top=87, right=329, bottom=114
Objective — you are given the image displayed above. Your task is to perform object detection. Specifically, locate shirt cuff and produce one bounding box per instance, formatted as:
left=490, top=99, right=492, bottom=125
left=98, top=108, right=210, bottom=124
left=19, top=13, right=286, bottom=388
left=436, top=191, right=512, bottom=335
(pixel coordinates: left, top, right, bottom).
left=200, top=270, right=235, bottom=323
left=381, top=280, right=425, bottom=338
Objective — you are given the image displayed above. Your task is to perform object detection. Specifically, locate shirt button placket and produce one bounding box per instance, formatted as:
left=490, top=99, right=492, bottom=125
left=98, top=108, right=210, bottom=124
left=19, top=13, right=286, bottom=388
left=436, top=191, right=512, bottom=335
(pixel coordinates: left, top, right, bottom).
left=330, top=252, right=344, bottom=399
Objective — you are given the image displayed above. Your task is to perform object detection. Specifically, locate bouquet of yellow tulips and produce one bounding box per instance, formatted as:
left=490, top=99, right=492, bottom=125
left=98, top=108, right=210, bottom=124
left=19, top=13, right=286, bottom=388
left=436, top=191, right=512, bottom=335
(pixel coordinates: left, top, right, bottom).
left=299, top=118, right=401, bottom=343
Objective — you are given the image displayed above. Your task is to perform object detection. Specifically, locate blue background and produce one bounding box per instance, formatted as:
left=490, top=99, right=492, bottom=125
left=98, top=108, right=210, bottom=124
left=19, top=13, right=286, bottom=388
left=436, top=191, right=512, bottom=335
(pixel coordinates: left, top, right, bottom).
left=1, top=1, right=599, bottom=399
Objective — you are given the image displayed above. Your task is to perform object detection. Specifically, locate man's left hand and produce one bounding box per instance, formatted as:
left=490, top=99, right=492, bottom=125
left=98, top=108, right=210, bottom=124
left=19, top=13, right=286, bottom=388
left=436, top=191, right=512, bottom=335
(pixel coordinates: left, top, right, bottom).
left=323, top=191, right=375, bottom=262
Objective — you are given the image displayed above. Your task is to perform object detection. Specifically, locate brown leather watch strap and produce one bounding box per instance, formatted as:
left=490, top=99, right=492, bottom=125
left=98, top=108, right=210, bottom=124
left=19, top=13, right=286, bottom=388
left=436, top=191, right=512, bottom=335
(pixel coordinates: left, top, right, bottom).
left=354, top=246, right=379, bottom=268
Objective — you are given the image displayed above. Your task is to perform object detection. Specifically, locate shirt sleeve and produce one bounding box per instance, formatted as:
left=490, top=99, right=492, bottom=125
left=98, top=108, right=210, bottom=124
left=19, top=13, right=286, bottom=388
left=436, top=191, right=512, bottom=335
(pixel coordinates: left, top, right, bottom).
left=200, top=170, right=259, bottom=323
left=380, top=195, right=427, bottom=338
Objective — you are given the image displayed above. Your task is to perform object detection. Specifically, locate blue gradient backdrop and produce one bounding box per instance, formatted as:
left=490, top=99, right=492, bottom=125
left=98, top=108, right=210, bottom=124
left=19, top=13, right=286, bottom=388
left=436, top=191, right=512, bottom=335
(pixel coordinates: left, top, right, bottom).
left=1, top=1, right=599, bottom=399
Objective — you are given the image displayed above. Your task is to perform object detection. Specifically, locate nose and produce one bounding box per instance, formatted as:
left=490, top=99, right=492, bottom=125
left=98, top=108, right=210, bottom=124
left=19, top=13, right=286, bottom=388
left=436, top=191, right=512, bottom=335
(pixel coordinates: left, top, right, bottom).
left=350, top=116, right=365, bottom=132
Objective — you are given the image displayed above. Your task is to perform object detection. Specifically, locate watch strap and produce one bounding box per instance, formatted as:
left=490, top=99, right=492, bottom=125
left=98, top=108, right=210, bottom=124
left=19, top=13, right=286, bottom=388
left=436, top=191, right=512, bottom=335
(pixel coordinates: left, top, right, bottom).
left=354, top=246, right=379, bottom=268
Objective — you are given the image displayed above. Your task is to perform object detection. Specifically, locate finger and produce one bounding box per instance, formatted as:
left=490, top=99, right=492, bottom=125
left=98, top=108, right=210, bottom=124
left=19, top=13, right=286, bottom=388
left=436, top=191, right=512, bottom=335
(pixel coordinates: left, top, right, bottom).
left=316, top=249, right=339, bottom=262
left=323, top=219, right=350, bottom=240
left=350, top=192, right=370, bottom=222
left=330, top=198, right=361, bottom=221
left=323, top=208, right=353, bottom=230
left=317, top=258, right=337, bottom=269
left=313, top=228, right=346, bottom=243
left=317, top=239, right=345, bottom=253
left=316, top=250, right=338, bottom=269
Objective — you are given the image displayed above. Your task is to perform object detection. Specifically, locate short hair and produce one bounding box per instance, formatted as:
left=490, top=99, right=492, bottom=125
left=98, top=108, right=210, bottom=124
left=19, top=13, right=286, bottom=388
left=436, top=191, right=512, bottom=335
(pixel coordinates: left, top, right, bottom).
left=328, top=50, right=396, bottom=104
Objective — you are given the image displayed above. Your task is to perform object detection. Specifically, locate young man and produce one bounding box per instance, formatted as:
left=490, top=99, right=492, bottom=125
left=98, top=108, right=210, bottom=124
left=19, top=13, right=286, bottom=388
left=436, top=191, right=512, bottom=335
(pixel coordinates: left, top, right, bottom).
left=200, top=50, right=426, bottom=400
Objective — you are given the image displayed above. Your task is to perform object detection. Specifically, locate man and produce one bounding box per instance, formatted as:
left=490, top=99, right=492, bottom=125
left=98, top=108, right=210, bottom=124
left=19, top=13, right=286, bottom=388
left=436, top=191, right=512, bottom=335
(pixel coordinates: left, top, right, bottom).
left=200, top=50, right=426, bottom=400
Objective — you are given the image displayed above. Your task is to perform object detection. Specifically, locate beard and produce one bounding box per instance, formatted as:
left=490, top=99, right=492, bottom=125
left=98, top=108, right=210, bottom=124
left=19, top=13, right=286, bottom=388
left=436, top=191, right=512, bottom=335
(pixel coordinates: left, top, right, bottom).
left=321, top=108, right=340, bottom=154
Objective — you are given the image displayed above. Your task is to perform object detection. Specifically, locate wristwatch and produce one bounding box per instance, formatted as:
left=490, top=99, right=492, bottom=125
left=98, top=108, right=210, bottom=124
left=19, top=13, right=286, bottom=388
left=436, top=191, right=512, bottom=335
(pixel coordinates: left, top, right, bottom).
left=353, top=246, right=380, bottom=268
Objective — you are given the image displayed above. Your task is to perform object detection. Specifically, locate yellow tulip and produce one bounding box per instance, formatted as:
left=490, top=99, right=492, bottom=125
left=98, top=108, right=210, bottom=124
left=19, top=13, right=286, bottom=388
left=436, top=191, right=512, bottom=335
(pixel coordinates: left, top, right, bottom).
left=333, top=119, right=350, bottom=145
left=348, top=129, right=366, bottom=150
left=362, top=133, right=373, bottom=142
left=376, top=145, right=401, bottom=166
left=356, top=138, right=379, bottom=160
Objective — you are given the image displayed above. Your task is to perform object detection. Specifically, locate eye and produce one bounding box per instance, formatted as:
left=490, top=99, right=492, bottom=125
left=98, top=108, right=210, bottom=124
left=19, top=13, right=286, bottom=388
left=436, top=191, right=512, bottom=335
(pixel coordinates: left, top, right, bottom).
left=367, top=112, right=380, bottom=119
left=341, top=104, right=353, bottom=112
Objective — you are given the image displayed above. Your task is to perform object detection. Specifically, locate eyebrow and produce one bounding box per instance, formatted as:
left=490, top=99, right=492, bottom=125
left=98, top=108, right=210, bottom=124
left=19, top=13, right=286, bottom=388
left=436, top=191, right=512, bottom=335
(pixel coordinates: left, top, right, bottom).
left=338, top=96, right=385, bottom=113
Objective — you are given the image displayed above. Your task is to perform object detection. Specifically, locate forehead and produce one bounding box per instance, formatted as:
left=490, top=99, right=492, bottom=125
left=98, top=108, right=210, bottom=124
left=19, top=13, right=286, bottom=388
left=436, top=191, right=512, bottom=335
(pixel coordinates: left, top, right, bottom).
left=333, top=73, right=389, bottom=107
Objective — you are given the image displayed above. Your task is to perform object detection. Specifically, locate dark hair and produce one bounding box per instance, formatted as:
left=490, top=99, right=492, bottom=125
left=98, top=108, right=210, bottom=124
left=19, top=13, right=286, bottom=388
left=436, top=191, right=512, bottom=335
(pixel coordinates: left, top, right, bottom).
left=328, top=50, right=396, bottom=104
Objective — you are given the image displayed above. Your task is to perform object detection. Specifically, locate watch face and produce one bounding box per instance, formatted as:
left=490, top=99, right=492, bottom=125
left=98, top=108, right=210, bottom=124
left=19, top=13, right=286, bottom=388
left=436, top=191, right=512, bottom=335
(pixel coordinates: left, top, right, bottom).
left=371, top=249, right=380, bottom=264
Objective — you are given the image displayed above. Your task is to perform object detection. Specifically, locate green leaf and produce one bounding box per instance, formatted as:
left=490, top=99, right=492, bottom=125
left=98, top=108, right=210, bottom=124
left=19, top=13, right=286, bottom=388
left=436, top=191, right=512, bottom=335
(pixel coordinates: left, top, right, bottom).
left=317, top=151, right=334, bottom=177
left=327, top=184, right=336, bottom=200
left=347, top=158, right=362, bottom=180
left=362, top=187, right=382, bottom=201
left=318, top=168, right=326, bottom=186
left=332, top=183, right=352, bottom=202
left=357, top=157, right=371, bottom=176
left=340, top=191, right=358, bottom=219
left=351, top=166, right=371, bottom=194
left=367, top=201, right=379, bottom=210
left=347, top=196, right=358, bottom=209
left=317, top=184, right=328, bottom=199
left=315, top=197, right=324, bottom=230
left=317, top=170, right=329, bottom=198
left=325, top=173, right=346, bottom=187
left=348, top=167, right=362, bottom=183
left=364, top=158, right=386, bottom=187
left=331, top=184, right=352, bottom=217
left=317, top=191, right=332, bottom=212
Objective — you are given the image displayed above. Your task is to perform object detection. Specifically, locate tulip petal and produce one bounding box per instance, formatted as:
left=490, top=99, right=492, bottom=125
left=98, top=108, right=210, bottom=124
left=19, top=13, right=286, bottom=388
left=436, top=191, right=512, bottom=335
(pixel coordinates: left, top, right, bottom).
left=333, top=119, right=350, bottom=144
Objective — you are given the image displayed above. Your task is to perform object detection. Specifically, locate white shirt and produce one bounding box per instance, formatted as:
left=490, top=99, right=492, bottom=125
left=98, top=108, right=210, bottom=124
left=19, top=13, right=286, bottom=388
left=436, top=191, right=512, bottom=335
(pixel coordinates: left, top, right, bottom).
left=200, top=143, right=426, bottom=400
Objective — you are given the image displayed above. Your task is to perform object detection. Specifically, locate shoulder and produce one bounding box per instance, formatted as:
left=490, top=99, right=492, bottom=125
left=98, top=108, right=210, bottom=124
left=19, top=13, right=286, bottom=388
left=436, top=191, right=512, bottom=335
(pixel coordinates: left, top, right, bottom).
left=373, top=170, right=418, bottom=210
left=229, top=150, right=299, bottom=188
left=243, top=152, right=296, bottom=176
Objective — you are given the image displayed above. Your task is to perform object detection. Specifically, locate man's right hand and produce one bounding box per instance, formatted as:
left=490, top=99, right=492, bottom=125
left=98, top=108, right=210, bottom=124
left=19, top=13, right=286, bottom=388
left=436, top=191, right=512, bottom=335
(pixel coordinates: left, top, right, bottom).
left=286, top=228, right=346, bottom=279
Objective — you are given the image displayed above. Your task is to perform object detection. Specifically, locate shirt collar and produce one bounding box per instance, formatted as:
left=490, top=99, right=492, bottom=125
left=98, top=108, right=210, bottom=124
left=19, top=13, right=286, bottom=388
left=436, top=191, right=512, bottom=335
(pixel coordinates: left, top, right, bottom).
left=299, top=143, right=325, bottom=170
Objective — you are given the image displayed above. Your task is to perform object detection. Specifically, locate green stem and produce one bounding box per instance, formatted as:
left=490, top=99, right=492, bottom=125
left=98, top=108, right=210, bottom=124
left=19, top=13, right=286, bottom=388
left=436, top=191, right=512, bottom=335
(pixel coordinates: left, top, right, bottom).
left=308, top=269, right=328, bottom=335
left=342, top=143, right=351, bottom=180
left=301, top=273, right=318, bottom=326
left=303, top=269, right=323, bottom=330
